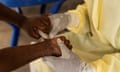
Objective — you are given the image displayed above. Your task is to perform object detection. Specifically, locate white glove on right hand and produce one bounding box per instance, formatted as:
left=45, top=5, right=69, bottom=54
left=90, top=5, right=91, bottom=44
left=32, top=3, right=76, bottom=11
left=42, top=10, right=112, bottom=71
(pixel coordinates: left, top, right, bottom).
left=48, top=13, right=80, bottom=38
left=48, top=13, right=70, bottom=38
left=38, top=13, right=80, bottom=39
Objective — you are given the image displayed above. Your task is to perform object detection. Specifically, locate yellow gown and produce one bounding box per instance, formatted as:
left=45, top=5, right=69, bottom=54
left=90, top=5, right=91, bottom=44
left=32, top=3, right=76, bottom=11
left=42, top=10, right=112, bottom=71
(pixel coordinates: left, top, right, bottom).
left=30, top=0, right=120, bottom=72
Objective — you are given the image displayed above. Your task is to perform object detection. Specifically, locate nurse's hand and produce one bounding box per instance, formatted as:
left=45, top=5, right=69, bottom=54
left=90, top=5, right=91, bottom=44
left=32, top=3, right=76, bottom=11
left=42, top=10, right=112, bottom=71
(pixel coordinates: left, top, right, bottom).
left=43, top=38, right=95, bottom=72
left=21, top=14, right=51, bottom=39
left=34, top=36, right=72, bottom=57
left=49, top=36, right=72, bottom=56
left=43, top=39, right=82, bottom=72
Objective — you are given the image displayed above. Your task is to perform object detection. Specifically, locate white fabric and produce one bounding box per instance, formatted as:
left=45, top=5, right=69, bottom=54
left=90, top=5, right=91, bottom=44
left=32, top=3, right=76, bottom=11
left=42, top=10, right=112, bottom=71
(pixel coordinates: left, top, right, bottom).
left=37, top=13, right=70, bottom=39
left=37, top=13, right=80, bottom=39
left=43, top=39, right=95, bottom=72
left=48, top=13, right=70, bottom=38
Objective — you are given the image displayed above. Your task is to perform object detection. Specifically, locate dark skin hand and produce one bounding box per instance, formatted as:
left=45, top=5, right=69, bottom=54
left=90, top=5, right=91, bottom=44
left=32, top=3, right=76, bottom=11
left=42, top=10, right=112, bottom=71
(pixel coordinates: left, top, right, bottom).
left=21, top=14, right=52, bottom=39
left=0, top=0, right=85, bottom=39
left=0, top=3, right=51, bottom=39
left=0, top=36, right=72, bottom=72
left=0, top=3, right=72, bottom=72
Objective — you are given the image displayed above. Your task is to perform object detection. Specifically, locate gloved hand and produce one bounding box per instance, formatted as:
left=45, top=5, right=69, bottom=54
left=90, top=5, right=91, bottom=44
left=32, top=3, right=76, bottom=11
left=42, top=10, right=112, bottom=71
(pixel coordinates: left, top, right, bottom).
left=32, top=13, right=80, bottom=39
left=34, top=13, right=70, bottom=39
left=48, top=12, right=81, bottom=38
left=43, top=39, right=95, bottom=72
left=48, top=13, right=70, bottom=38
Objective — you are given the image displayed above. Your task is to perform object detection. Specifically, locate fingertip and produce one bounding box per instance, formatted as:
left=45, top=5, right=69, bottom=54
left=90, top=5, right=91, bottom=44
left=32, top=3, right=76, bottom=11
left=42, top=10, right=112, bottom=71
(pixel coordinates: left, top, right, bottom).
left=69, top=45, right=73, bottom=50
left=53, top=53, right=62, bottom=57
left=31, top=32, right=41, bottom=39
left=59, top=36, right=66, bottom=40
left=33, top=35, right=40, bottom=39
left=35, top=35, right=41, bottom=39
left=66, top=40, right=70, bottom=44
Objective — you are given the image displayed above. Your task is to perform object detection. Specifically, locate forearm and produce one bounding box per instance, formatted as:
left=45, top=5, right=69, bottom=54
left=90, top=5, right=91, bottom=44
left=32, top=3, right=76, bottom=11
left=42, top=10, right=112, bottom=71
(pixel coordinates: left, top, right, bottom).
left=0, top=42, right=51, bottom=72
left=0, top=3, right=27, bottom=27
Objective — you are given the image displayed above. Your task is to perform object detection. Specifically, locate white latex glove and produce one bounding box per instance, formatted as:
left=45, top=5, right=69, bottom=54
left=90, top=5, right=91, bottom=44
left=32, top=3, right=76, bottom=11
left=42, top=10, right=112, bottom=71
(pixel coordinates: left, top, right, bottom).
left=43, top=39, right=95, bottom=72
left=49, top=13, right=80, bottom=38
left=48, top=13, right=70, bottom=38
left=33, top=13, right=69, bottom=39
left=38, top=13, right=80, bottom=39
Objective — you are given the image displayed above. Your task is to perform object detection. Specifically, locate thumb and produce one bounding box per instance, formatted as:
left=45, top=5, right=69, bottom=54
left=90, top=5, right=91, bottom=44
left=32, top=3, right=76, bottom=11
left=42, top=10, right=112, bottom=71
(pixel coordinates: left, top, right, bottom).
left=38, top=30, right=49, bottom=39
left=30, top=27, right=41, bottom=39
left=57, top=38, right=71, bottom=59
left=57, top=38, right=80, bottom=59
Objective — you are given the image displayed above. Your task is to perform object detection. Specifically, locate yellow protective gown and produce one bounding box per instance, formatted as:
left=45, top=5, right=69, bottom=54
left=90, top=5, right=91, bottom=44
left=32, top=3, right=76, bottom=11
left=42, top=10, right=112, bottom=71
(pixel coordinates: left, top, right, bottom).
left=30, top=0, right=120, bottom=72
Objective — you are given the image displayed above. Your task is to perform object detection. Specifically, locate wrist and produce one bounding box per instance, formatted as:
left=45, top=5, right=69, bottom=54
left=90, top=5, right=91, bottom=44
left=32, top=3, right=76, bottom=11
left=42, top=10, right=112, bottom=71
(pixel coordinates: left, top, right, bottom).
left=49, top=39, right=62, bottom=57
left=17, top=15, right=27, bottom=27
left=34, top=39, right=61, bottom=57
left=33, top=40, right=55, bottom=56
